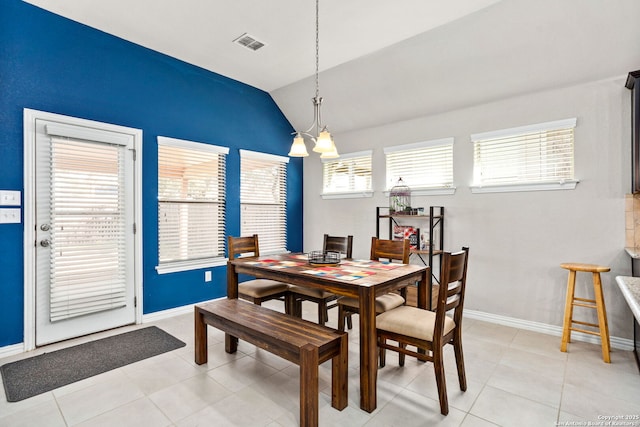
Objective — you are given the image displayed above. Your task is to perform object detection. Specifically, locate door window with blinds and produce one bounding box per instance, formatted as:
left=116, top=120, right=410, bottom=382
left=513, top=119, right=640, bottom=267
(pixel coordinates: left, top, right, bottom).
left=470, top=118, right=578, bottom=193
left=240, top=150, right=288, bottom=255
left=46, top=128, right=131, bottom=321
left=157, top=136, right=228, bottom=273
left=322, top=150, right=373, bottom=199
left=384, top=138, right=455, bottom=195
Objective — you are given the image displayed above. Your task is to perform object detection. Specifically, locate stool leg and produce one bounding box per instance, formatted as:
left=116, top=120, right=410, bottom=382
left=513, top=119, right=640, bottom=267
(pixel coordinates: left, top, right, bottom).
left=561, top=270, right=576, bottom=352
left=592, top=272, right=611, bottom=363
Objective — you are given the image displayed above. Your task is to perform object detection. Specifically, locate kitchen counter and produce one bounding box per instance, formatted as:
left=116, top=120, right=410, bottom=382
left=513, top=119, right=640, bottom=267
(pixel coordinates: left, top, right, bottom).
left=624, top=247, right=640, bottom=276
left=616, top=275, right=640, bottom=370
left=616, top=276, right=640, bottom=322
left=625, top=247, right=640, bottom=259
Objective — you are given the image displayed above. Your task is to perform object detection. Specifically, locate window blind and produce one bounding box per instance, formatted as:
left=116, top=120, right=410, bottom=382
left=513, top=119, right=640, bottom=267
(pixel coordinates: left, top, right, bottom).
left=49, top=136, right=127, bottom=322
left=471, top=118, right=576, bottom=186
left=240, top=150, right=288, bottom=254
left=158, top=137, right=227, bottom=265
left=322, top=150, right=372, bottom=194
left=384, top=138, right=454, bottom=190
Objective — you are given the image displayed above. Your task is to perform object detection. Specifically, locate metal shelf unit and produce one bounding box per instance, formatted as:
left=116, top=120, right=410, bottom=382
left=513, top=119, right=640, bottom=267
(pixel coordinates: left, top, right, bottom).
left=376, top=206, right=445, bottom=309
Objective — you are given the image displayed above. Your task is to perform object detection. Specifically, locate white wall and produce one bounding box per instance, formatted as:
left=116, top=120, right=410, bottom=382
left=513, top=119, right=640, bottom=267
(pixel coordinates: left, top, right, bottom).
left=302, top=76, right=635, bottom=340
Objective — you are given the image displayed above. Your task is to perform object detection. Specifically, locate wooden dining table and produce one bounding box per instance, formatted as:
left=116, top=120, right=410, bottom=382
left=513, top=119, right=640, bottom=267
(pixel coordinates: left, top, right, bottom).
left=226, top=253, right=429, bottom=413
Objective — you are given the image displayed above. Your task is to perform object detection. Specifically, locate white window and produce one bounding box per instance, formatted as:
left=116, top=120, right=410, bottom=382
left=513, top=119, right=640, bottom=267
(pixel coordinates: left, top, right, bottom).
left=471, top=118, right=578, bottom=193
left=157, top=136, right=228, bottom=273
left=384, top=138, right=455, bottom=196
left=240, top=150, right=288, bottom=255
left=322, top=150, right=373, bottom=199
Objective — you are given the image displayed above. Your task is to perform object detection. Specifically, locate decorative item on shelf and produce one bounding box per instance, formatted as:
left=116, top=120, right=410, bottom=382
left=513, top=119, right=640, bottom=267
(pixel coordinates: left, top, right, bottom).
left=287, top=0, right=339, bottom=159
left=393, top=225, right=419, bottom=250
left=420, top=233, right=429, bottom=250
left=410, top=207, right=425, bottom=216
left=389, top=177, right=411, bottom=214
left=308, top=250, right=341, bottom=266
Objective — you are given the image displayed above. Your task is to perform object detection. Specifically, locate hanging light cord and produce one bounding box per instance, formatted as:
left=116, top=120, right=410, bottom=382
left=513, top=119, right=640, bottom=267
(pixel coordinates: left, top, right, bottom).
left=309, top=0, right=324, bottom=136
left=289, top=0, right=338, bottom=158
left=315, top=0, right=320, bottom=100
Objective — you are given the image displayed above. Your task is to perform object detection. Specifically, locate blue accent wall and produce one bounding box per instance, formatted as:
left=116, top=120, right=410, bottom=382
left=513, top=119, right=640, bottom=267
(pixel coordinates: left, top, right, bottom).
left=0, top=1, right=303, bottom=347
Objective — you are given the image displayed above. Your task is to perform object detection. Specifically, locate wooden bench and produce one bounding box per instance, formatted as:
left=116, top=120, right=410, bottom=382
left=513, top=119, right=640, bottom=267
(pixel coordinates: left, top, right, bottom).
left=195, top=299, right=348, bottom=427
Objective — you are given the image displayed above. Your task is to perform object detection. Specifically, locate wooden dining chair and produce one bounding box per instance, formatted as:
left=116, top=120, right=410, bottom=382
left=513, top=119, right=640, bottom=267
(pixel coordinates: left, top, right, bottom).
left=376, top=247, right=469, bottom=416
left=227, top=235, right=292, bottom=313
left=336, top=236, right=410, bottom=331
left=289, top=234, right=353, bottom=325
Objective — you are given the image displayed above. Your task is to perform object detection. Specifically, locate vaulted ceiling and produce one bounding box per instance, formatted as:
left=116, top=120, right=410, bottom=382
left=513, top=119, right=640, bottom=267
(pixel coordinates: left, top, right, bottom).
left=23, top=0, right=640, bottom=137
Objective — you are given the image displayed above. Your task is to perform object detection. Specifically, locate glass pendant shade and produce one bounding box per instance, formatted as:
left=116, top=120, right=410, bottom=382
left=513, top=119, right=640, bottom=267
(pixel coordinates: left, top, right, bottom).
left=288, top=134, right=309, bottom=157
left=312, top=128, right=333, bottom=153
left=320, top=139, right=339, bottom=159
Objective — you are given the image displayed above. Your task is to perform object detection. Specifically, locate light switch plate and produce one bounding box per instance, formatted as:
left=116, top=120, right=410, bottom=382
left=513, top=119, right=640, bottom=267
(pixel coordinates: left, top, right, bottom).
left=0, top=190, right=21, bottom=206
left=0, top=208, right=21, bottom=224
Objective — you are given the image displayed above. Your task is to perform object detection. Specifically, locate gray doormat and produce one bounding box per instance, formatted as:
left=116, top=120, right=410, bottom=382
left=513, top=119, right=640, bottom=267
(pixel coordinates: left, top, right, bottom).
left=0, top=326, right=186, bottom=402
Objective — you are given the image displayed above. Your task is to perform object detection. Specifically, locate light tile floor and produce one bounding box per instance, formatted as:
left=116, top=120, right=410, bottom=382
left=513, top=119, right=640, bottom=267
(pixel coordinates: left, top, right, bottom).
left=1, top=301, right=639, bottom=426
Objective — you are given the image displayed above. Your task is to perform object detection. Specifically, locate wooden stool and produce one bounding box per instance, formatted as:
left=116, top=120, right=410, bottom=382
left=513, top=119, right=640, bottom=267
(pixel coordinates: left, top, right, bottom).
left=560, top=263, right=611, bottom=363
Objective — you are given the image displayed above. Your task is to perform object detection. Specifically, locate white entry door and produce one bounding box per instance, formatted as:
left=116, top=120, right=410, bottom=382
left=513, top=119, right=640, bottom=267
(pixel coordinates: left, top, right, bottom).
left=29, top=112, right=139, bottom=346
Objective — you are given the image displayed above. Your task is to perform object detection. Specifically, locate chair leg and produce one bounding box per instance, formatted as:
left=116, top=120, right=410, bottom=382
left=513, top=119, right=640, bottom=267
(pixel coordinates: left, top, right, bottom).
left=290, top=297, right=301, bottom=318
left=453, top=334, right=467, bottom=391
left=285, top=293, right=295, bottom=316
left=433, top=345, right=449, bottom=416
left=338, top=305, right=346, bottom=332
left=399, top=343, right=406, bottom=367
left=379, top=337, right=386, bottom=367
left=318, top=301, right=326, bottom=326
left=346, top=313, right=353, bottom=330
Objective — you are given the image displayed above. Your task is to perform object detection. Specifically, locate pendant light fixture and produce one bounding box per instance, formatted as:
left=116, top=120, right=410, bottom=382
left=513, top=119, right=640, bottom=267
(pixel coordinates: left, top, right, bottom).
left=288, top=0, right=339, bottom=159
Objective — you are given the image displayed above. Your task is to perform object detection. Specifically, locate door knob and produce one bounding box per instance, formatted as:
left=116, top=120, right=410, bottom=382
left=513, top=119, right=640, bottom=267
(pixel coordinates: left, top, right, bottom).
left=39, top=239, right=51, bottom=247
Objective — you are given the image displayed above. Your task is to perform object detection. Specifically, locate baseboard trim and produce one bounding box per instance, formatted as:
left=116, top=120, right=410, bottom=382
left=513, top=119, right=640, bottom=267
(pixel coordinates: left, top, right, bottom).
left=1, top=303, right=633, bottom=357
left=464, top=309, right=634, bottom=351
left=141, top=297, right=223, bottom=324
left=0, top=343, right=25, bottom=359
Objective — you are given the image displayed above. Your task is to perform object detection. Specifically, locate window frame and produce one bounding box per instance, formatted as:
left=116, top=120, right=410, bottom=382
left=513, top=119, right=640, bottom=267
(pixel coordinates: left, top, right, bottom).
left=321, top=150, right=373, bottom=199
left=384, top=137, right=456, bottom=196
left=470, top=118, right=578, bottom=194
left=156, top=136, right=229, bottom=274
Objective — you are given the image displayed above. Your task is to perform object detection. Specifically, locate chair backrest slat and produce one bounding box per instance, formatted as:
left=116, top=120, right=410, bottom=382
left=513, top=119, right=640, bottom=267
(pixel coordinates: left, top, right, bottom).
left=323, top=234, right=353, bottom=258
left=446, top=283, right=462, bottom=298
left=434, top=247, right=469, bottom=340
left=370, top=237, right=410, bottom=263
left=444, top=295, right=460, bottom=312
left=228, top=234, right=260, bottom=259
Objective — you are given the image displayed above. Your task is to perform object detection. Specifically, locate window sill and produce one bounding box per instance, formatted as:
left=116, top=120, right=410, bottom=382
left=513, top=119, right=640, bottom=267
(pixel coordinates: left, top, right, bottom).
left=321, top=191, right=374, bottom=200
left=383, top=187, right=456, bottom=197
left=470, top=180, right=579, bottom=194
left=156, top=257, right=227, bottom=274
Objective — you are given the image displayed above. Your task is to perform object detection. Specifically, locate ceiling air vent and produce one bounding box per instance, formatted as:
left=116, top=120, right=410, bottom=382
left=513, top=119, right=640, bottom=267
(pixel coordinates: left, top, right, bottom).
left=233, top=33, right=265, bottom=51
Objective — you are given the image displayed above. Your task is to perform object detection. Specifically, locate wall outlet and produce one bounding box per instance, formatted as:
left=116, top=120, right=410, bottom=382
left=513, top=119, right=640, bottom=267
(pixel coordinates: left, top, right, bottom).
left=0, top=190, right=21, bottom=206
left=0, top=208, right=21, bottom=224
left=204, top=271, right=212, bottom=282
